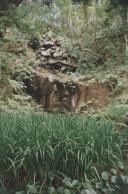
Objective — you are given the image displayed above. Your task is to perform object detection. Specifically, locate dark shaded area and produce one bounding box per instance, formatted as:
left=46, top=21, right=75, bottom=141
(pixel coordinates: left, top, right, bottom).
left=41, top=0, right=54, bottom=7
left=0, top=0, right=23, bottom=10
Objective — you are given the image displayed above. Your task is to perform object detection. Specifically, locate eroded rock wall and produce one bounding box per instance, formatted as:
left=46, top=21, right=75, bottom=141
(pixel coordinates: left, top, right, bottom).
left=33, top=71, right=110, bottom=112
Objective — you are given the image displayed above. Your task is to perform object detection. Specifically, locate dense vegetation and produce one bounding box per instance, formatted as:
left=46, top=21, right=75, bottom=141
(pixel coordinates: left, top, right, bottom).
left=0, top=0, right=128, bottom=103
left=0, top=111, right=128, bottom=193
left=0, top=0, right=128, bottom=193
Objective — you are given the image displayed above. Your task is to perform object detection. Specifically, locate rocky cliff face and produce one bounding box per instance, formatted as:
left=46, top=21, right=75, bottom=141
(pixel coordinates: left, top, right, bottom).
left=34, top=71, right=109, bottom=112
left=32, top=34, right=110, bottom=112
left=36, top=34, right=76, bottom=73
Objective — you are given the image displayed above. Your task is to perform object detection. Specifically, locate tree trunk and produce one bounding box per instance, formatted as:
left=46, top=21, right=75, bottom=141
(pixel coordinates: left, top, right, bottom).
left=119, top=6, right=128, bottom=55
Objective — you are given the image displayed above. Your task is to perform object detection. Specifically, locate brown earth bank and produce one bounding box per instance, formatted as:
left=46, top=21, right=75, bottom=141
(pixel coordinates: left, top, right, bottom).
left=32, top=70, right=110, bottom=113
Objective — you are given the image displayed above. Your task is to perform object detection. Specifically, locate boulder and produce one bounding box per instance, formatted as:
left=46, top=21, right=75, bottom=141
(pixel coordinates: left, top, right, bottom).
left=41, top=50, right=51, bottom=57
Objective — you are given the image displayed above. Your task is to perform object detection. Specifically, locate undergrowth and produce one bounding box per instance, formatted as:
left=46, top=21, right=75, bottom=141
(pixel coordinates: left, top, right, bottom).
left=0, top=111, right=127, bottom=193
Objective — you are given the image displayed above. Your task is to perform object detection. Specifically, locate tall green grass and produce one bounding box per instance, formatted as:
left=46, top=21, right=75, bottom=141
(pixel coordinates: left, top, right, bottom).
left=0, top=111, right=126, bottom=190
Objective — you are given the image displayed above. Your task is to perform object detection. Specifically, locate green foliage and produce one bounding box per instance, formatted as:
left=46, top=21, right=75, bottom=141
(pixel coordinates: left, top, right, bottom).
left=0, top=111, right=127, bottom=192
left=48, top=0, right=127, bottom=73
left=109, top=0, right=128, bottom=7
left=0, top=1, right=128, bottom=193
left=0, top=0, right=128, bottom=99
left=0, top=2, right=43, bottom=102
left=72, top=0, right=91, bottom=5
left=0, top=0, right=23, bottom=10
left=103, top=104, right=128, bottom=122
